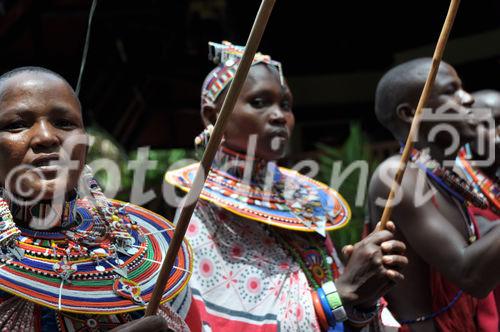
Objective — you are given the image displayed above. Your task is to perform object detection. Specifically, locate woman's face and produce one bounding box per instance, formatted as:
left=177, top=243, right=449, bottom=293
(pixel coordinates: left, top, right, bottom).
left=0, top=72, right=87, bottom=201
left=218, top=64, right=295, bottom=161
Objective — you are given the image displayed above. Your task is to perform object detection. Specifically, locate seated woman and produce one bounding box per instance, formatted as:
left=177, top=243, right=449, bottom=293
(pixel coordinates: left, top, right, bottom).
left=165, top=42, right=407, bottom=331
left=0, top=67, right=199, bottom=331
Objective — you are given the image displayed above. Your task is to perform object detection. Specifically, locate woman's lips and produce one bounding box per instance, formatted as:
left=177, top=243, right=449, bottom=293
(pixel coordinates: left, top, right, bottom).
left=270, top=128, right=289, bottom=139
left=33, top=165, right=63, bottom=179
left=29, top=154, right=64, bottom=179
left=31, top=154, right=61, bottom=167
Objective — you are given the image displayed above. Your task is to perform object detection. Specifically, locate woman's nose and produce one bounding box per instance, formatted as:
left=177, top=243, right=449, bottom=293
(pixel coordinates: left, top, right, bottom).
left=269, top=106, right=287, bottom=126
left=30, top=120, right=59, bottom=150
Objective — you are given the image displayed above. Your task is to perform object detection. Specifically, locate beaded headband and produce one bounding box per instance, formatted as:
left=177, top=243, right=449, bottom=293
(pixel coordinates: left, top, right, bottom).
left=201, top=41, right=284, bottom=106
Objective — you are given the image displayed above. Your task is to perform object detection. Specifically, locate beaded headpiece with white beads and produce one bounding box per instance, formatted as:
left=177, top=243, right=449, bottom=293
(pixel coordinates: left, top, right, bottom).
left=201, top=41, right=284, bottom=106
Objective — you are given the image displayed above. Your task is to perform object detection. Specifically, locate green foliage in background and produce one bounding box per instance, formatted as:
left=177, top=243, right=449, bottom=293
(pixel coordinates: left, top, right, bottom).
left=86, top=125, right=193, bottom=202
left=122, top=148, right=193, bottom=198
left=86, top=126, right=128, bottom=194
left=316, top=122, right=380, bottom=249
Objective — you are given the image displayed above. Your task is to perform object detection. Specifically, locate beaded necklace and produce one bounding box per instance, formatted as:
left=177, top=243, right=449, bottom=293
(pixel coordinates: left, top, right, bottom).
left=399, top=290, right=464, bottom=325
left=273, top=231, right=336, bottom=289
left=0, top=166, right=147, bottom=303
left=166, top=147, right=351, bottom=234
left=456, top=145, right=500, bottom=215
left=272, top=230, right=347, bottom=330
left=409, top=148, right=478, bottom=243
left=408, top=148, right=488, bottom=209
left=207, top=147, right=344, bottom=233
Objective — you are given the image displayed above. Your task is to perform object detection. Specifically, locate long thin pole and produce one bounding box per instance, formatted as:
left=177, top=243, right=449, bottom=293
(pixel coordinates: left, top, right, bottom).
left=380, top=0, right=461, bottom=229
left=76, top=0, right=98, bottom=96
left=145, top=0, right=277, bottom=315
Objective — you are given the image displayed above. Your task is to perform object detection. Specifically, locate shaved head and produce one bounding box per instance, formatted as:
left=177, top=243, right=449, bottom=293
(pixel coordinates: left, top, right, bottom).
left=374, top=58, right=468, bottom=140
left=0, top=66, right=80, bottom=110
left=375, top=58, right=438, bottom=130
left=374, top=58, right=476, bottom=146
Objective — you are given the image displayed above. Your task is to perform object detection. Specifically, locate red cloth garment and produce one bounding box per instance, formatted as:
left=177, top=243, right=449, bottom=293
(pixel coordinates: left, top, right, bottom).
left=469, top=206, right=500, bottom=332
left=430, top=269, right=478, bottom=332
left=411, top=208, right=499, bottom=332
left=184, top=299, right=203, bottom=332
left=397, top=206, right=499, bottom=331
left=476, top=294, right=499, bottom=332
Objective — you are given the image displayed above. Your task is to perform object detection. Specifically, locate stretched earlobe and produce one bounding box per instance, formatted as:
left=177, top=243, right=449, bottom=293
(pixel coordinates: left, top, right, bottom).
left=396, top=103, right=415, bottom=123
left=201, top=102, right=218, bottom=127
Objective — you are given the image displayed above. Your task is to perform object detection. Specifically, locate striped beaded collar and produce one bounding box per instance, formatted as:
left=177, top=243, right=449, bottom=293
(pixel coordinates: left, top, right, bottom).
left=0, top=171, right=193, bottom=315
left=166, top=147, right=351, bottom=234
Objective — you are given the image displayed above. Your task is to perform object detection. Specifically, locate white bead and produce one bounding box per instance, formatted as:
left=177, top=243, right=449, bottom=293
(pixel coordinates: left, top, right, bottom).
left=322, top=280, right=337, bottom=294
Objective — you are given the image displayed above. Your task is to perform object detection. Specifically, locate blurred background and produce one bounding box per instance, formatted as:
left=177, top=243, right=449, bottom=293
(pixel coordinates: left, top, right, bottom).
left=2, top=0, right=500, bottom=244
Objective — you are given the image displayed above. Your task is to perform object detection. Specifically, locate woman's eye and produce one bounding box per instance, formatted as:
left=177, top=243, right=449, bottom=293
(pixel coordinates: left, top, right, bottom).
left=250, top=98, right=268, bottom=109
left=54, top=119, right=76, bottom=129
left=281, top=100, right=292, bottom=111
left=1, top=121, right=28, bottom=132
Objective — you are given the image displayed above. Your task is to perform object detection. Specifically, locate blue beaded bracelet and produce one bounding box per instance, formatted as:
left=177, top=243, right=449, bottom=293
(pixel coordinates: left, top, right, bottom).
left=317, top=287, right=336, bottom=327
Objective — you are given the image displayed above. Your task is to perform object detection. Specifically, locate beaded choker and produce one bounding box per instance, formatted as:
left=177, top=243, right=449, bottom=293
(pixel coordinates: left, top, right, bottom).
left=0, top=189, right=79, bottom=231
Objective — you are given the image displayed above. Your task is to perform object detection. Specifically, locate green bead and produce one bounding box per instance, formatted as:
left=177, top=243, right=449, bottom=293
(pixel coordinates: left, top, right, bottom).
left=326, top=291, right=342, bottom=309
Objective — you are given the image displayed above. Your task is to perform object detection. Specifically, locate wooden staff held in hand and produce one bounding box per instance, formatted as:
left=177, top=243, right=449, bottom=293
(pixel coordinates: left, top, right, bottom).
left=379, top=0, right=461, bottom=230
left=145, top=0, right=277, bottom=316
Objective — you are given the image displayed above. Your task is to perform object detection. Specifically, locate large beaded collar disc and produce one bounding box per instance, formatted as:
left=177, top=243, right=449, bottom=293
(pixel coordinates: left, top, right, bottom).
left=0, top=167, right=192, bottom=315
left=165, top=147, right=351, bottom=234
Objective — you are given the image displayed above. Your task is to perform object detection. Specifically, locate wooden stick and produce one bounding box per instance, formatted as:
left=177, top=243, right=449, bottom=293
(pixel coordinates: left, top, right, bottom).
left=145, top=0, right=277, bottom=315
left=380, top=0, right=460, bottom=229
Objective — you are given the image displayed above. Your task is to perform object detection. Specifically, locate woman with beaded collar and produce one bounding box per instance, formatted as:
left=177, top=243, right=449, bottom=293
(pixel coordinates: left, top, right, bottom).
left=0, top=67, right=201, bottom=331
left=165, top=41, right=408, bottom=331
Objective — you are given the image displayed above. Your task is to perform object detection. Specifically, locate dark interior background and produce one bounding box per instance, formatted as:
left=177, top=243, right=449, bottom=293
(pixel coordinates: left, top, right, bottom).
left=1, top=0, right=500, bottom=154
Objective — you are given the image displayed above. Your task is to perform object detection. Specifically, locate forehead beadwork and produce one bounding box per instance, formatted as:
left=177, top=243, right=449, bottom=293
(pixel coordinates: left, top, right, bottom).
left=201, top=41, right=284, bottom=106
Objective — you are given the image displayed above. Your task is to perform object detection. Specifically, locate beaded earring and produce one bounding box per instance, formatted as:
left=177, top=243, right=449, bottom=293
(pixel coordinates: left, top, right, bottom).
left=0, top=190, right=24, bottom=260
left=194, top=124, right=214, bottom=158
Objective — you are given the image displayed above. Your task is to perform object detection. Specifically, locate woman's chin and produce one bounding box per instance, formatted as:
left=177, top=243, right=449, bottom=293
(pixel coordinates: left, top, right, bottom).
left=17, top=179, right=69, bottom=202
left=257, top=149, right=286, bottom=162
